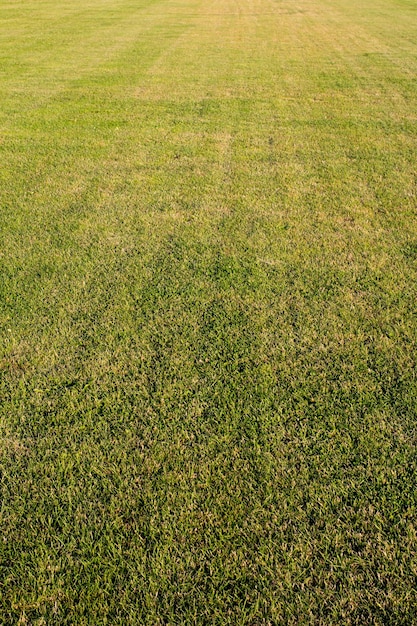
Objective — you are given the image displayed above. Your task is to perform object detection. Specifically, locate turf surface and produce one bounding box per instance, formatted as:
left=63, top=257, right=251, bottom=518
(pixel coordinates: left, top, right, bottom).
left=1, top=0, right=417, bottom=623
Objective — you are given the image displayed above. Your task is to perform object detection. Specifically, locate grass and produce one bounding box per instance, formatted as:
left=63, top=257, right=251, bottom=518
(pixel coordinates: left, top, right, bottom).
left=1, top=0, right=417, bottom=622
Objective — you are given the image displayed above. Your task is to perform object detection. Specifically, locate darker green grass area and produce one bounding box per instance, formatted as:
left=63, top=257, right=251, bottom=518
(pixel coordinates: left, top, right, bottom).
left=1, top=0, right=417, bottom=623
left=2, top=229, right=416, bottom=623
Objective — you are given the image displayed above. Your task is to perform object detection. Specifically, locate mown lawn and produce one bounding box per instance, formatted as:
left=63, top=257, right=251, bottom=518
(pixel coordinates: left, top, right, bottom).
left=1, top=0, right=417, bottom=623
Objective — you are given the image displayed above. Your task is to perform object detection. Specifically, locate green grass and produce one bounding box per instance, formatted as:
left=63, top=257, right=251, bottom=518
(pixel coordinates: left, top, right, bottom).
left=1, top=0, right=417, bottom=622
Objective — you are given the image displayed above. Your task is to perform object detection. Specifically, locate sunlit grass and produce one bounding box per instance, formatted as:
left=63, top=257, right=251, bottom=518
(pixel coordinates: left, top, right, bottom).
left=1, top=0, right=417, bottom=623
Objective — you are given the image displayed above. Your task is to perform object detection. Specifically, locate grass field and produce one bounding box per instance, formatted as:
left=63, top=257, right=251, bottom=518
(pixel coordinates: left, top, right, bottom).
left=1, top=0, right=417, bottom=623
